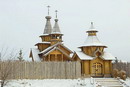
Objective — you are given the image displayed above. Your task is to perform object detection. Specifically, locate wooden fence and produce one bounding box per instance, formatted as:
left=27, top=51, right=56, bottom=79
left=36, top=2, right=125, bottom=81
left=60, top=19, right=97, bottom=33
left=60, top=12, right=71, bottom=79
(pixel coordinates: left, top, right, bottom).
left=0, top=61, right=81, bottom=79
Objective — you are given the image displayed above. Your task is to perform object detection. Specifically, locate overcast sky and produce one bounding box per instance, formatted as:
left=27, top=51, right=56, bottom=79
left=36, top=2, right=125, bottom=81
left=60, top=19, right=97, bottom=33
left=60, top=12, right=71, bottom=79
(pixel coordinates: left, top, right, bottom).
left=0, top=0, right=130, bottom=61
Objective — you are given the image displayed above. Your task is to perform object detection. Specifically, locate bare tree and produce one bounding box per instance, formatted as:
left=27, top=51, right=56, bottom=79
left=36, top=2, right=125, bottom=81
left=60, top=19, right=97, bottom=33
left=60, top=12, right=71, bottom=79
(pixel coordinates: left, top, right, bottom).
left=0, top=60, right=13, bottom=87
left=113, top=60, right=130, bottom=78
left=0, top=48, right=18, bottom=87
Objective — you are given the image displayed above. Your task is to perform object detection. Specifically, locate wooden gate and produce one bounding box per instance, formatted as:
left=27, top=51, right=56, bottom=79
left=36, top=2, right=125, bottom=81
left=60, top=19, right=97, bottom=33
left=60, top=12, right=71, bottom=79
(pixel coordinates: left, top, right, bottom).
left=92, top=62, right=103, bottom=76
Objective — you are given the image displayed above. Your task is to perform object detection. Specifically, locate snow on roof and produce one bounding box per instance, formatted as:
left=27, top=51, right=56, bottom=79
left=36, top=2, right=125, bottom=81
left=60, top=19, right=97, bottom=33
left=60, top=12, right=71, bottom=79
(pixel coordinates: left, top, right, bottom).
left=80, top=36, right=107, bottom=47
left=75, top=51, right=115, bottom=60
left=39, top=43, right=59, bottom=54
left=39, top=42, right=72, bottom=54
left=31, top=48, right=41, bottom=62
left=51, top=32, right=62, bottom=34
left=56, top=48, right=71, bottom=58
left=40, top=42, right=51, bottom=44
left=75, top=51, right=93, bottom=60
left=45, top=47, right=71, bottom=58
left=40, top=46, right=71, bottom=59
left=39, top=34, right=49, bottom=37
left=35, top=42, right=51, bottom=45
left=60, top=44, right=73, bottom=53
left=102, top=52, right=116, bottom=60
left=44, top=47, right=57, bottom=56
left=70, top=53, right=74, bottom=58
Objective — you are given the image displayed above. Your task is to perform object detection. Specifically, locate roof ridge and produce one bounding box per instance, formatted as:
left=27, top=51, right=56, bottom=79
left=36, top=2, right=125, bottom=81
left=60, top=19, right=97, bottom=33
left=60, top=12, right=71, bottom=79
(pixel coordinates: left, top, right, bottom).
left=39, top=42, right=61, bottom=54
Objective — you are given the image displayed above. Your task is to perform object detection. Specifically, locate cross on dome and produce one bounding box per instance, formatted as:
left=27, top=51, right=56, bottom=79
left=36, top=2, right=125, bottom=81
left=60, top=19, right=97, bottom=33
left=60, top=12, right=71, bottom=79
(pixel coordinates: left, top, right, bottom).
left=47, top=5, right=50, bottom=15
left=90, top=22, right=95, bottom=29
left=43, top=5, right=52, bottom=34
left=55, top=10, right=58, bottom=18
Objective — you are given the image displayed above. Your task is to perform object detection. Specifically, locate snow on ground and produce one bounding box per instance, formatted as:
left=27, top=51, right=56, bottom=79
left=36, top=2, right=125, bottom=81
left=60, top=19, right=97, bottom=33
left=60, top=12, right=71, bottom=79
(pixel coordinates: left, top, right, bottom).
left=124, top=78, right=130, bottom=86
left=3, top=78, right=130, bottom=87
left=5, top=78, right=93, bottom=87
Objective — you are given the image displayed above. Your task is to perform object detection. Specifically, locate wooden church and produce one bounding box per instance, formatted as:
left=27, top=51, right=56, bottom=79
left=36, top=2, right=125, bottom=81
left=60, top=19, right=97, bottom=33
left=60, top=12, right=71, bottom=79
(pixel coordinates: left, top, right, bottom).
left=29, top=10, right=73, bottom=62
left=29, top=7, right=115, bottom=77
left=72, top=22, right=115, bottom=77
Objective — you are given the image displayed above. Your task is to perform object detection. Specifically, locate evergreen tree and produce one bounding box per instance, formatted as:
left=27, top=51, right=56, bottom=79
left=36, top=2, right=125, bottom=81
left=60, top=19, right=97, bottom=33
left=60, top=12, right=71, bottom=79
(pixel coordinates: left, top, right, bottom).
left=115, top=57, right=118, bottom=63
left=17, top=49, right=24, bottom=61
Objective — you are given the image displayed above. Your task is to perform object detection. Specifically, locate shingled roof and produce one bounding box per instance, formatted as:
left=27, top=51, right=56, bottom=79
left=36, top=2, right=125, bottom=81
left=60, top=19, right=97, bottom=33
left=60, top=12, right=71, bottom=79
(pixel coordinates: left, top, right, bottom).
left=43, top=16, right=52, bottom=34
left=51, top=19, right=61, bottom=34
left=80, top=22, right=107, bottom=47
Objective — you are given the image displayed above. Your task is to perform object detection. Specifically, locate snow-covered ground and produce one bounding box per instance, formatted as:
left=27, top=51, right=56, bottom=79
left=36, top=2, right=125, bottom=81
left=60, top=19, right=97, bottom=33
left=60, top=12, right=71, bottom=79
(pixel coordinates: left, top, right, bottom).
left=4, top=78, right=93, bottom=87
left=123, top=78, right=130, bottom=86
left=3, top=78, right=130, bottom=87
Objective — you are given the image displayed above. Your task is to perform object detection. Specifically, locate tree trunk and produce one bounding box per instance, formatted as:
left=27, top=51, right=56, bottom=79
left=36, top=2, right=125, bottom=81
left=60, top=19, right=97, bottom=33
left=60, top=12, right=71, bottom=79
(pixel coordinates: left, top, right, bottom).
left=1, top=80, right=5, bottom=87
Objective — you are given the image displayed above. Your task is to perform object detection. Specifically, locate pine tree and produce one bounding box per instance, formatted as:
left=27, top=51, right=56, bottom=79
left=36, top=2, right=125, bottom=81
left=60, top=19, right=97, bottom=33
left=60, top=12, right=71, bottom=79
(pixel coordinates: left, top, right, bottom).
left=17, top=49, right=24, bottom=61
left=115, top=57, right=118, bottom=63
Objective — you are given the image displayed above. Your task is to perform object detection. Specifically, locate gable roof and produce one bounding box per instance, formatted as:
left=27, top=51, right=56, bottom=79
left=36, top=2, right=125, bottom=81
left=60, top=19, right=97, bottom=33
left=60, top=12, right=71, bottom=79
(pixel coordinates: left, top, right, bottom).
left=39, top=42, right=60, bottom=54
left=44, top=47, right=57, bottom=56
left=39, top=42, right=72, bottom=54
left=43, top=47, right=71, bottom=59
left=60, top=44, right=73, bottom=53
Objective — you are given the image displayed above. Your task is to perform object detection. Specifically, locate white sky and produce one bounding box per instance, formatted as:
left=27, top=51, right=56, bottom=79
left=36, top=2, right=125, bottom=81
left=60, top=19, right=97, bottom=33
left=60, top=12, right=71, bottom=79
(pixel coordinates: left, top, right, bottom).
left=0, top=0, right=130, bottom=61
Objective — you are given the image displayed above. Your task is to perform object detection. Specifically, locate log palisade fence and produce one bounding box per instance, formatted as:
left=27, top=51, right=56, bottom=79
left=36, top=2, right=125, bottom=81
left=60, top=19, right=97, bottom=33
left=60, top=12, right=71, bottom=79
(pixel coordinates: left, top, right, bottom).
left=0, top=61, right=81, bottom=79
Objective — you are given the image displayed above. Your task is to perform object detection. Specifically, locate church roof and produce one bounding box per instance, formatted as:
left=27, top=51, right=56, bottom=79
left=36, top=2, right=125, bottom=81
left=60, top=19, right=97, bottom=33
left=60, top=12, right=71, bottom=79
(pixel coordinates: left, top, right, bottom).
left=75, top=51, right=93, bottom=60
left=39, top=42, right=72, bottom=54
left=39, top=42, right=60, bottom=54
left=102, top=52, right=115, bottom=60
left=43, top=16, right=52, bottom=34
left=80, top=22, right=107, bottom=47
left=43, top=47, right=71, bottom=59
left=75, top=51, right=115, bottom=60
left=35, top=42, right=51, bottom=46
left=81, top=36, right=107, bottom=47
left=39, top=34, right=49, bottom=37
left=38, top=42, right=72, bottom=60
left=30, top=48, right=41, bottom=61
left=51, top=19, right=62, bottom=34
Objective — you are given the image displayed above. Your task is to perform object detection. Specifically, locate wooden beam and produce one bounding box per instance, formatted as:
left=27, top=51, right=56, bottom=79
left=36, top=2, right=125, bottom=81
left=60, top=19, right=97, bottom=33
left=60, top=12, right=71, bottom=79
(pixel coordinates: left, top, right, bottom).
left=49, top=54, right=50, bottom=61
left=62, top=54, right=63, bottom=61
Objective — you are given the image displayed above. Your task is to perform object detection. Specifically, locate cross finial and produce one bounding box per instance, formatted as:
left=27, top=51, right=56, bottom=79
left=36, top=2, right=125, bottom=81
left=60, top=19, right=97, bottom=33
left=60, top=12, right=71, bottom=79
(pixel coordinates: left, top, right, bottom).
left=90, top=22, right=95, bottom=29
left=55, top=10, right=58, bottom=18
left=91, top=22, right=93, bottom=26
left=47, top=5, right=50, bottom=15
